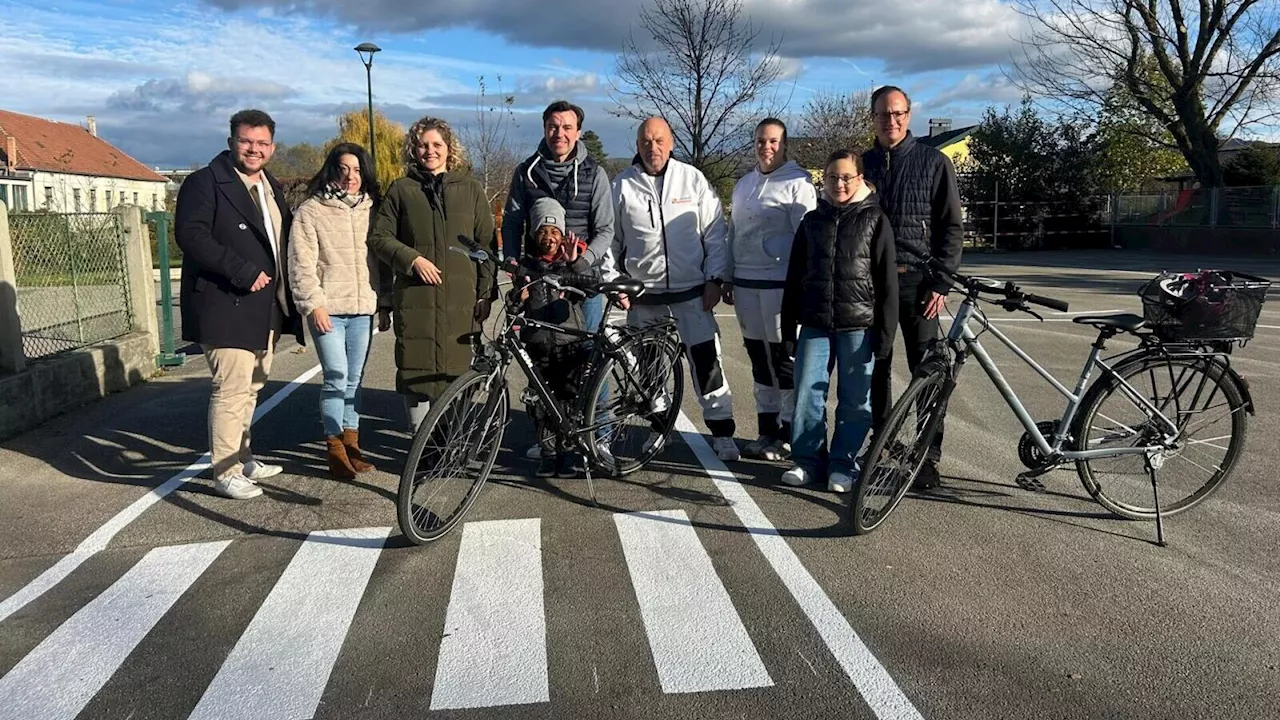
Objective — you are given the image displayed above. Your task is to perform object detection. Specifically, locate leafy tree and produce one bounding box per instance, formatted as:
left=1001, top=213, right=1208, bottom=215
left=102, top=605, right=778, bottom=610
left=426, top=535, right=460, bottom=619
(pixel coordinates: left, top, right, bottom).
left=1223, top=145, right=1280, bottom=186
left=1093, top=69, right=1188, bottom=191
left=325, top=110, right=406, bottom=194
left=582, top=130, right=608, bottom=165
left=1013, top=0, right=1280, bottom=187
left=268, top=142, right=325, bottom=182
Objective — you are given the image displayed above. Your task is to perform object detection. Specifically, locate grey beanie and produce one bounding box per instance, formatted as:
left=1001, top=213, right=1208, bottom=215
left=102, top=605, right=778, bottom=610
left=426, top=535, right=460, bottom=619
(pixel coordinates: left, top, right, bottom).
left=530, top=197, right=566, bottom=235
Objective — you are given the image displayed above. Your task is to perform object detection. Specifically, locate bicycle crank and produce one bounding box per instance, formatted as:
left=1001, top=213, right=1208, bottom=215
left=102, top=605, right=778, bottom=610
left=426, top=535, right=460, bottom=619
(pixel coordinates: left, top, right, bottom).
left=1017, top=420, right=1062, bottom=469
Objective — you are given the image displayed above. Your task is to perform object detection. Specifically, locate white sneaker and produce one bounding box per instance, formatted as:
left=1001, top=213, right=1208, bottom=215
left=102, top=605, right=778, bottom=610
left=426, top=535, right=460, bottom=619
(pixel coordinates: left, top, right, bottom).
left=643, top=431, right=666, bottom=456
left=525, top=444, right=543, bottom=460
left=781, top=466, right=810, bottom=487
left=242, top=460, right=283, bottom=483
left=214, top=473, right=263, bottom=500
left=827, top=471, right=854, bottom=494
left=712, top=436, right=740, bottom=462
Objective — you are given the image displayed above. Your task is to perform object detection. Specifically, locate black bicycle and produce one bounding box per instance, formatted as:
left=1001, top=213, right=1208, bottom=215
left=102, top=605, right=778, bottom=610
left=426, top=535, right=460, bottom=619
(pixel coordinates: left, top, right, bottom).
left=852, top=255, right=1263, bottom=545
left=396, top=247, right=686, bottom=545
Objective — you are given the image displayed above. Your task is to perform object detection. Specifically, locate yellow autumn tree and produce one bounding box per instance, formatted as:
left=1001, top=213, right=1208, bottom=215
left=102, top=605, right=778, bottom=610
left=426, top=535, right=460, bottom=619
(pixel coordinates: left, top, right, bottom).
left=325, top=110, right=406, bottom=193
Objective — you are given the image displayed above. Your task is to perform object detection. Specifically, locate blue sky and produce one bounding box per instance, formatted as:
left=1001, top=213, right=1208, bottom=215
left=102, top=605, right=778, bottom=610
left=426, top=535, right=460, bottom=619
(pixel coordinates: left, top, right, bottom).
left=2, top=0, right=1034, bottom=169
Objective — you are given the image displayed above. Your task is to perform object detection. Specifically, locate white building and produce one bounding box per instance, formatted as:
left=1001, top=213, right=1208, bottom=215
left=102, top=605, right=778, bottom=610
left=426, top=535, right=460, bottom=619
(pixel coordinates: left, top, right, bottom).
left=0, top=109, right=167, bottom=213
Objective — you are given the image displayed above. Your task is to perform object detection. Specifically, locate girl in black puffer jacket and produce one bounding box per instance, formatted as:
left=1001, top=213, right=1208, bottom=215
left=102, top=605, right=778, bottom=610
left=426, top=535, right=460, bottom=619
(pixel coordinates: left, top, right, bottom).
left=780, top=150, right=898, bottom=493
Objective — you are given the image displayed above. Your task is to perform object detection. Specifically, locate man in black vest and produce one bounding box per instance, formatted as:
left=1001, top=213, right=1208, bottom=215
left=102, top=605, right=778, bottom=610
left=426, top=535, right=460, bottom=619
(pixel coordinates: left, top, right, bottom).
left=502, top=100, right=615, bottom=460
left=863, top=86, right=964, bottom=489
left=176, top=109, right=304, bottom=500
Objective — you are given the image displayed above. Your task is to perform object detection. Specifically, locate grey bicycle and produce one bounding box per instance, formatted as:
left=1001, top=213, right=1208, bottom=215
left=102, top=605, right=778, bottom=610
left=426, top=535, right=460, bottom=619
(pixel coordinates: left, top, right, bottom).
left=852, top=256, right=1260, bottom=544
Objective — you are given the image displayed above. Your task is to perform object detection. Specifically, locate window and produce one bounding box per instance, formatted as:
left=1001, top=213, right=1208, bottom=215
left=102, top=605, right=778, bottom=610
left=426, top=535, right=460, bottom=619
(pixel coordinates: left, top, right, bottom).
left=73, top=188, right=81, bottom=212
left=44, top=187, right=53, bottom=209
left=106, top=190, right=112, bottom=206
left=152, top=194, right=159, bottom=210
left=133, top=192, right=139, bottom=205
left=89, top=189, right=97, bottom=211
left=0, top=184, right=7, bottom=208
left=15, top=186, right=27, bottom=210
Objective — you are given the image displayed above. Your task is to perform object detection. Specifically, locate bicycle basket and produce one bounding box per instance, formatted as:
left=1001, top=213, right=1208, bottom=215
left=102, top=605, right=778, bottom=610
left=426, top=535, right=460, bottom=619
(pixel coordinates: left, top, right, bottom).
left=1138, top=269, right=1271, bottom=344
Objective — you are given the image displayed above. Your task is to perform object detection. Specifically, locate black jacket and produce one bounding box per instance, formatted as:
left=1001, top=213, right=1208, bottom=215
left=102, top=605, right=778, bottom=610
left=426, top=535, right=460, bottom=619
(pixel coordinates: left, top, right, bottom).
left=782, top=195, right=898, bottom=358
left=175, top=150, right=303, bottom=350
left=510, top=252, right=599, bottom=351
left=862, top=132, right=963, bottom=295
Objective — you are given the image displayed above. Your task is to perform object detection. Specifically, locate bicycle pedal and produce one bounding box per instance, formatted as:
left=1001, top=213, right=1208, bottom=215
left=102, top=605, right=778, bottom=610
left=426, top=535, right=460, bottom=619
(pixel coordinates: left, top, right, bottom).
left=1014, top=473, right=1048, bottom=493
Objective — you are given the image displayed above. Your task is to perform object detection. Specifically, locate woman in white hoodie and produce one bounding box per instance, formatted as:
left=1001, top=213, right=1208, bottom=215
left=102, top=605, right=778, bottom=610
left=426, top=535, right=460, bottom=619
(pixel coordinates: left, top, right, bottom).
left=723, top=119, right=818, bottom=460
left=289, top=143, right=390, bottom=480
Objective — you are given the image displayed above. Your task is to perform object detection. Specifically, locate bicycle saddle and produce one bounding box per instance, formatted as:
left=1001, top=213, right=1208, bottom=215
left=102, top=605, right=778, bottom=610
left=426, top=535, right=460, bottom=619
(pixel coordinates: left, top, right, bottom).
left=597, top=279, right=645, bottom=297
left=1072, top=313, right=1145, bottom=332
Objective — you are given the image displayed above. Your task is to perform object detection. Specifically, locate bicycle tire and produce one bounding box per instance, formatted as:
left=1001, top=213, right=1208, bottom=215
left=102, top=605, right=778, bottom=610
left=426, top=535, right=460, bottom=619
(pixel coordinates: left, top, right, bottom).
left=397, top=370, right=509, bottom=545
left=584, top=329, right=685, bottom=476
left=1073, top=352, right=1247, bottom=520
left=851, top=364, right=948, bottom=535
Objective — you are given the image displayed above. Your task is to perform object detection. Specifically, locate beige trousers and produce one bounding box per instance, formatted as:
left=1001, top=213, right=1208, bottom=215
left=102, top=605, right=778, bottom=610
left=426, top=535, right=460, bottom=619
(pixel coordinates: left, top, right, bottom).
left=202, top=332, right=275, bottom=480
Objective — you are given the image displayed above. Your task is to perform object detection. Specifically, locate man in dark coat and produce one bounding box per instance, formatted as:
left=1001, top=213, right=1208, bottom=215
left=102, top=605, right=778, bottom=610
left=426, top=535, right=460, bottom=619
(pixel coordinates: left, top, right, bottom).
left=175, top=109, right=303, bottom=500
left=862, top=86, right=964, bottom=490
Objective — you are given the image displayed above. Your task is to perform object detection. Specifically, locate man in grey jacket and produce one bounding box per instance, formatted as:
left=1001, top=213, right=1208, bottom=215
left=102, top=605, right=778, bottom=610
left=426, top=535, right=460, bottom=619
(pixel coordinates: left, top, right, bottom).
left=502, top=100, right=616, bottom=459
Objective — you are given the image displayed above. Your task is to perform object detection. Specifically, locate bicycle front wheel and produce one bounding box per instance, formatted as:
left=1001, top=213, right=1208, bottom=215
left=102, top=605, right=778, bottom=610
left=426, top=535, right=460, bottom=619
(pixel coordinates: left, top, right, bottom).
left=851, top=364, right=949, bottom=535
left=1073, top=353, right=1247, bottom=520
left=584, top=330, right=684, bottom=476
left=397, top=370, right=509, bottom=545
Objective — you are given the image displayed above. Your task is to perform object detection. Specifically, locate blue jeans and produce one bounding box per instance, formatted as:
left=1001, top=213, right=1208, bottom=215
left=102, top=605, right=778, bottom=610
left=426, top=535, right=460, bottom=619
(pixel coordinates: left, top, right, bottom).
left=312, top=314, right=373, bottom=436
left=790, top=326, right=876, bottom=478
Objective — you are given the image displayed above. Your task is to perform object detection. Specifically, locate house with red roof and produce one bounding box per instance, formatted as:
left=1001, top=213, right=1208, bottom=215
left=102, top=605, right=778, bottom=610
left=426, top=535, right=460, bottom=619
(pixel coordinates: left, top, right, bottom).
left=0, top=109, right=167, bottom=213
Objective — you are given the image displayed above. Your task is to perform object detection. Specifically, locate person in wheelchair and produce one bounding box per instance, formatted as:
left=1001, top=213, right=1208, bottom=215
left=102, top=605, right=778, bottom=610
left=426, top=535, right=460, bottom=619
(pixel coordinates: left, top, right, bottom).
left=510, top=198, right=602, bottom=478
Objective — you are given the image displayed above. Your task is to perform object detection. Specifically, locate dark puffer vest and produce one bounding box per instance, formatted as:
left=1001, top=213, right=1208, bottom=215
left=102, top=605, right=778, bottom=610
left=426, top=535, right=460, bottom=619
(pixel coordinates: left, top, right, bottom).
left=862, top=132, right=965, bottom=292
left=782, top=194, right=899, bottom=356
left=518, top=153, right=600, bottom=240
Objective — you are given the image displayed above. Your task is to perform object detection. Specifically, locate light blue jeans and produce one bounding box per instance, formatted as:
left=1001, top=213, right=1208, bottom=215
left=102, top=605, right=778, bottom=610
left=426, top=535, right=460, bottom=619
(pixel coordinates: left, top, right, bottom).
left=312, top=314, right=373, bottom=437
left=790, top=326, right=876, bottom=479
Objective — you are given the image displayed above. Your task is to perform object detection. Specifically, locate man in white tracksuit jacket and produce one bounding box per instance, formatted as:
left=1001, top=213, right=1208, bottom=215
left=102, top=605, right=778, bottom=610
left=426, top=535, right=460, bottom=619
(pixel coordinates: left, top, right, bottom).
left=611, top=117, right=740, bottom=461
left=724, top=118, right=818, bottom=461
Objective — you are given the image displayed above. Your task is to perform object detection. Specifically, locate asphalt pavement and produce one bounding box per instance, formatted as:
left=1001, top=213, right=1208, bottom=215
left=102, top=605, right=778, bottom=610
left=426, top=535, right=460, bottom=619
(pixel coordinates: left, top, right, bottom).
left=2, top=249, right=1279, bottom=719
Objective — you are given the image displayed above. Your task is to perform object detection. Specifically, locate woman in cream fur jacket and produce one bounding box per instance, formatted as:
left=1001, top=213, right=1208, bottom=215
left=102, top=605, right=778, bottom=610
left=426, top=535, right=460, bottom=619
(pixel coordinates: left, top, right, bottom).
left=289, top=143, right=391, bottom=479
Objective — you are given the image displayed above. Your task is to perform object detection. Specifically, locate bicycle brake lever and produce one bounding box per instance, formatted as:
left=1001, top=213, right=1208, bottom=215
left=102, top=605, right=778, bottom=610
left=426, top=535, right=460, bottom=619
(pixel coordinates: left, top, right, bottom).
left=1024, top=306, right=1044, bottom=322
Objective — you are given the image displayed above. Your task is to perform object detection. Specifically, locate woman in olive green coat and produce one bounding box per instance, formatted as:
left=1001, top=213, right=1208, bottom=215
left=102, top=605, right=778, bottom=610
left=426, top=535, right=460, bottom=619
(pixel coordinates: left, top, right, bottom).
left=368, top=117, right=498, bottom=428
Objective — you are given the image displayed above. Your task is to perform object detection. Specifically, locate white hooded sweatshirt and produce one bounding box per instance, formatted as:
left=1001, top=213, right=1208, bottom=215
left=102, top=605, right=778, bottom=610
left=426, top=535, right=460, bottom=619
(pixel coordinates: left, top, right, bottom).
left=727, top=160, right=818, bottom=285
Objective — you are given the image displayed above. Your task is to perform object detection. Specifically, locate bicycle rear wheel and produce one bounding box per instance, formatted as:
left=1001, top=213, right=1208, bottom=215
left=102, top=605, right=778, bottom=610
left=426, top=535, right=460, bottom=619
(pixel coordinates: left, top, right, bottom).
left=851, top=364, right=948, bottom=535
left=1073, top=353, right=1247, bottom=520
left=584, top=329, right=684, bottom=476
left=397, top=370, right=509, bottom=545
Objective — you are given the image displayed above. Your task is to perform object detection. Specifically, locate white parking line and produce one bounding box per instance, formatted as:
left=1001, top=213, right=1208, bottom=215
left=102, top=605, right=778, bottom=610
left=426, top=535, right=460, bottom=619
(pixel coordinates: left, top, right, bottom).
left=675, top=413, right=924, bottom=720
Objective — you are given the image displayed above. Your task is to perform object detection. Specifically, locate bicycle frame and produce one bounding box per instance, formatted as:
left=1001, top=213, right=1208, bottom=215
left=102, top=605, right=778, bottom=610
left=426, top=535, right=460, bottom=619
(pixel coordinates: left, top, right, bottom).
left=943, top=297, right=1184, bottom=462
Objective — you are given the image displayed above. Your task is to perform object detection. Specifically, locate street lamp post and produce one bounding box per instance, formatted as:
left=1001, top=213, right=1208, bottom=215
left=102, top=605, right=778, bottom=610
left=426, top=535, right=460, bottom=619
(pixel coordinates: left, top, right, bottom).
left=355, top=42, right=381, bottom=179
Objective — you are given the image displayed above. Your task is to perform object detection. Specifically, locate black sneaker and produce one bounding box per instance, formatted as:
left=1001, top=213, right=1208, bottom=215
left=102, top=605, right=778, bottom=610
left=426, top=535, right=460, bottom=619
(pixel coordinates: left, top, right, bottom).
left=555, top=453, right=580, bottom=478
left=912, top=461, right=941, bottom=490
left=536, top=456, right=556, bottom=478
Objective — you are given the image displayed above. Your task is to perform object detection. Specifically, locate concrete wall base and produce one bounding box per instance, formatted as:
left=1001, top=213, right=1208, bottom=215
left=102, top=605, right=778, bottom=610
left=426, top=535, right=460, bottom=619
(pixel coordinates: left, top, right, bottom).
left=0, top=331, right=158, bottom=440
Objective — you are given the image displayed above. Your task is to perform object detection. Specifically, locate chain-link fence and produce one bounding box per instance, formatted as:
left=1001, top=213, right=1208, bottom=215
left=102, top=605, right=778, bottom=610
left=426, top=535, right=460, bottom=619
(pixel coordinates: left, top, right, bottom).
left=7, top=211, right=133, bottom=360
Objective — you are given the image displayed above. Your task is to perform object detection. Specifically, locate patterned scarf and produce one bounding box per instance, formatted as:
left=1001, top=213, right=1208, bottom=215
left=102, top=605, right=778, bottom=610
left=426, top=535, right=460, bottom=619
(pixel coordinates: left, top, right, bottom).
left=321, top=182, right=364, bottom=208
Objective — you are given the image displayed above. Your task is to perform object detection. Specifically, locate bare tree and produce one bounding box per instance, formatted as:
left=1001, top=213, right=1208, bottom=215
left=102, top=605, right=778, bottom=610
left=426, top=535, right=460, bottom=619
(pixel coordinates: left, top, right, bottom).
left=793, top=88, right=875, bottom=170
left=462, top=75, right=521, bottom=218
left=1012, top=0, right=1280, bottom=187
left=609, top=0, right=784, bottom=187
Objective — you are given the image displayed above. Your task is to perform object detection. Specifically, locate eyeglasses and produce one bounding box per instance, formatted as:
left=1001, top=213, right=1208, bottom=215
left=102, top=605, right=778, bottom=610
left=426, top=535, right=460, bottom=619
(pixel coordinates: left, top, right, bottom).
left=234, top=138, right=273, bottom=150
left=829, top=174, right=861, bottom=185
left=873, top=110, right=910, bottom=122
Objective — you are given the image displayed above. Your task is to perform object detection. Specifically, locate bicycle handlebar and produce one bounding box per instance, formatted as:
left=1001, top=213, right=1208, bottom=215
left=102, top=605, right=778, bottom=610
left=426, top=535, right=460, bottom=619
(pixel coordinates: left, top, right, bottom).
left=502, top=256, right=597, bottom=298
left=907, top=251, right=1070, bottom=314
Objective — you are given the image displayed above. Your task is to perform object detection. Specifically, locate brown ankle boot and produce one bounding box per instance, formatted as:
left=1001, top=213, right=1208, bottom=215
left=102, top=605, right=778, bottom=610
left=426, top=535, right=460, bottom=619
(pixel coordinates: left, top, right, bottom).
left=326, top=436, right=358, bottom=480
left=342, top=429, right=375, bottom=473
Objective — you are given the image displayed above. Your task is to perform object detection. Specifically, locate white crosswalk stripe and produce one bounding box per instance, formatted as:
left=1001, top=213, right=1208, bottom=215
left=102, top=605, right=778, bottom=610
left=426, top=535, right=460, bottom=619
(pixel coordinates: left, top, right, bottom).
left=430, top=518, right=548, bottom=710
left=615, top=509, right=773, bottom=694
left=0, top=514, right=889, bottom=716
left=188, top=527, right=391, bottom=720
left=0, top=541, right=230, bottom=720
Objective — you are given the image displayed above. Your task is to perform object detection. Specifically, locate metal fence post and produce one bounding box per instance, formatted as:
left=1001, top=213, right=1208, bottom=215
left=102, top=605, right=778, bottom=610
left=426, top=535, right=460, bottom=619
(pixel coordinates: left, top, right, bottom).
left=1272, top=185, right=1279, bottom=230
left=0, top=209, right=25, bottom=374
left=992, top=179, right=1000, bottom=251
left=146, top=210, right=184, bottom=367
left=1210, top=186, right=1219, bottom=228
